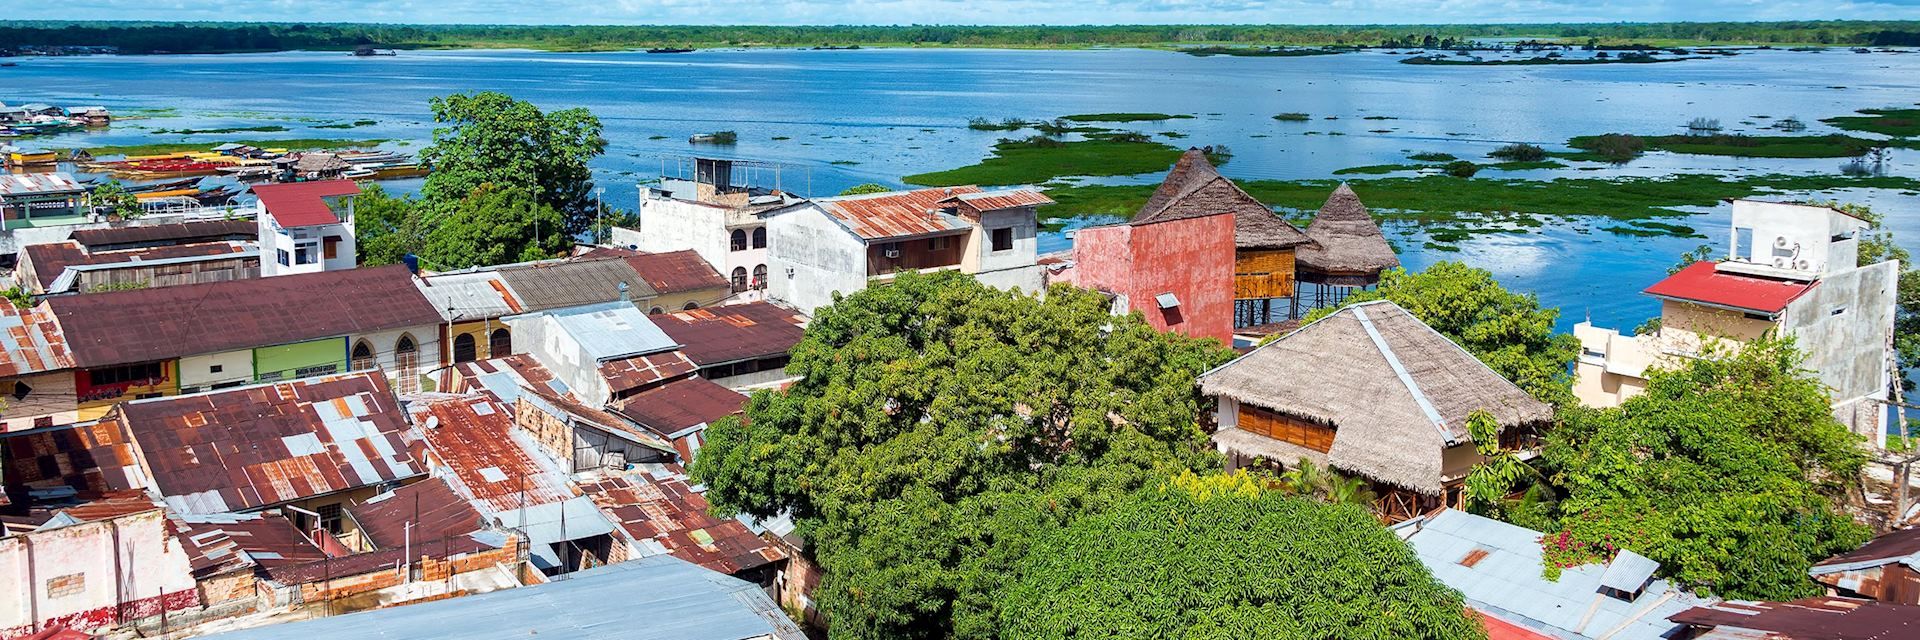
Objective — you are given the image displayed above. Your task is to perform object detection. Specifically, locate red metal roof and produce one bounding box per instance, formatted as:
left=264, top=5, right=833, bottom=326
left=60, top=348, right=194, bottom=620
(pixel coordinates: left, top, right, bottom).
left=22, top=240, right=251, bottom=290
left=68, top=219, right=256, bottom=250
left=580, top=465, right=785, bottom=576
left=815, top=186, right=982, bottom=240
left=0, top=173, right=84, bottom=196
left=120, top=372, right=425, bottom=514
left=346, top=476, right=488, bottom=549
left=0, top=302, right=73, bottom=376
left=1643, top=261, right=1816, bottom=315
left=941, top=189, right=1054, bottom=215
left=599, top=350, right=698, bottom=396
left=411, top=394, right=574, bottom=514
left=253, top=179, right=359, bottom=228
left=611, top=376, right=746, bottom=436
left=623, top=250, right=730, bottom=294
left=1668, top=596, right=1920, bottom=639
left=1475, top=611, right=1556, bottom=640
left=651, top=301, right=805, bottom=367
left=2, top=420, right=143, bottom=494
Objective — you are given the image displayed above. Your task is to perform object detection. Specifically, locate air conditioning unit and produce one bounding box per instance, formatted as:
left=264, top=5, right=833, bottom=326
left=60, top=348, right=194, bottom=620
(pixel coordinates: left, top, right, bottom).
left=883, top=248, right=901, bottom=259
left=1774, top=236, right=1790, bottom=249
left=1773, top=257, right=1791, bottom=268
left=1796, top=259, right=1810, bottom=270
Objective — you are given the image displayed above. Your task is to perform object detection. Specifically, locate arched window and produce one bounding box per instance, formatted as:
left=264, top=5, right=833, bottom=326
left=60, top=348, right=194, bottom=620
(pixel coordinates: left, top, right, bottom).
left=752, top=264, right=768, bottom=290
left=751, top=227, right=767, bottom=249
left=649, top=307, right=665, bottom=315
left=351, top=340, right=375, bottom=371
left=488, top=328, right=511, bottom=358
left=730, top=266, right=749, bottom=292
left=452, top=333, right=477, bottom=364
left=394, top=334, right=419, bottom=393
left=683, top=301, right=700, bottom=310
left=730, top=229, right=748, bottom=252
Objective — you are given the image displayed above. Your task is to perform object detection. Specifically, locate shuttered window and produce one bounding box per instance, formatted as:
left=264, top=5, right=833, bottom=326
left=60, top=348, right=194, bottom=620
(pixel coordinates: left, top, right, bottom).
left=1238, top=404, right=1335, bottom=453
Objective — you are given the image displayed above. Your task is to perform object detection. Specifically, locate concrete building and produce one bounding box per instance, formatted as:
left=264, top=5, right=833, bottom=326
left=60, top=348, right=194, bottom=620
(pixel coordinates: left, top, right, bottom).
left=763, top=186, right=1051, bottom=314
left=253, top=180, right=358, bottom=277
left=502, top=302, right=690, bottom=406
left=1574, top=200, right=1899, bottom=443
left=0, top=498, right=200, bottom=639
left=614, top=157, right=803, bottom=303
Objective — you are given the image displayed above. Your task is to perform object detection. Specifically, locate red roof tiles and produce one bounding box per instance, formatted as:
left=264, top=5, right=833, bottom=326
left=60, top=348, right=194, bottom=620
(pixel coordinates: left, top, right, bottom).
left=623, top=250, right=730, bottom=294
left=120, top=372, right=424, bottom=514
left=580, top=465, right=784, bottom=576
left=1643, top=261, right=1816, bottom=315
left=253, top=179, right=359, bottom=228
left=46, top=264, right=442, bottom=368
left=815, top=186, right=982, bottom=241
left=651, top=302, right=805, bottom=367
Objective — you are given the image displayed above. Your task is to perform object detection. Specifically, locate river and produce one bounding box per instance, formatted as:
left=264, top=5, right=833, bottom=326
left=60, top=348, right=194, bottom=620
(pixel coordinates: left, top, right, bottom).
left=4, top=46, right=1918, bottom=332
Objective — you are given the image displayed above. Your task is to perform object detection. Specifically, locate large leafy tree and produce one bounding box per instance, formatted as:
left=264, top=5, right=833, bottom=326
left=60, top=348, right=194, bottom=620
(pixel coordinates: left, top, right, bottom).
left=421, top=184, right=570, bottom=269
left=1309, top=261, right=1579, bottom=406
left=691, top=270, right=1237, bottom=639
left=351, top=184, right=425, bottom=266
left=419, top=91, right=608, bottom=235
left=1542, top=337, right=1870, bottom=600
left=1002, top=471, right=1486, bottom=640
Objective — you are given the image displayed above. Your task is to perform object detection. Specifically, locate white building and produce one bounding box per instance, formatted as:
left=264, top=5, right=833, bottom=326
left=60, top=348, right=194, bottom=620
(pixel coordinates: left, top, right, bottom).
left=762, top=186, right=1052, bottom=314
left=253, top=180, right=358, bottom=277
left=1574, top=200, right=1899, bottom=443
left=612, top=157, right=802, bottom=301
left=502, top=302, right=692, bottom=405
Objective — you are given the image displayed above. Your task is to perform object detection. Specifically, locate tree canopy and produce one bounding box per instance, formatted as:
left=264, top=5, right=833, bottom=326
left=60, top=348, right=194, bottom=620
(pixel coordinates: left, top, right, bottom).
left=1307, top=261, right=1579, bottom=406
left=1541, top=337, right=1870, bottom=600
left=1002, top=471, right=1485, bottom=640
left=691, top=270, right=1237, bottom=639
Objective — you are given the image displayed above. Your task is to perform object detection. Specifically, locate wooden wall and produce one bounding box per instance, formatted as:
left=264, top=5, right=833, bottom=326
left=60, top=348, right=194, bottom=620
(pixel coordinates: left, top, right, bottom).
left=1237, top=404, right=1333, bottom=453
left=1234, top=249, right=1295, bottom=300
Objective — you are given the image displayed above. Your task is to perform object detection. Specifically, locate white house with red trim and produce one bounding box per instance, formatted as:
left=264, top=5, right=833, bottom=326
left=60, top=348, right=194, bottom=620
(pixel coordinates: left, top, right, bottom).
left=1574, top=200, right=1899, bottom=443
left=253, top=180, right=359, bottom=277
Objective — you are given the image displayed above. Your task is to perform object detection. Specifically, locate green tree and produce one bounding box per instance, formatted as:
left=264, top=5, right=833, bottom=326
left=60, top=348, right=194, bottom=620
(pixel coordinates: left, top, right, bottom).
left=838, top=182, right=893, bottom=196
left=421, top=184, right=569, bottom=269
left=1542, top=337, right=1870, bottom=600
left=89, top=180, right=142, bottom=220
left=351, top=184, right=425, bottom=266
left=419, top=91, right=607, bottom=235
left=1002, top=471, right=1486, bottom=640
left=691, top=270, right=1236, bottom=639
left=1309, top=262, right=1579, bottom=406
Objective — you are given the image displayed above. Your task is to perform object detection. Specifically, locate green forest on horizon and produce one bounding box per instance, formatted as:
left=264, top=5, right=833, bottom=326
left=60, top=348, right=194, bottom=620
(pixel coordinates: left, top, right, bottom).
left=3, top=20, right=1920, bottom=53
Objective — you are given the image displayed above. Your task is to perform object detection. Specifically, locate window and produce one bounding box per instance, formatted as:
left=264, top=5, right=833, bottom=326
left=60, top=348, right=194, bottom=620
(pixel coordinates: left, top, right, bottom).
left=730, top=229, right=749, bottom=251
left=731, top=267, right=749, bottom=293
left=990, top=227, right=1014, bottom=252
left=316, top=503, right=344, bottom=535
left=1237, top=405, right=1335, bottom=453
left=394, top=334, right=419, bottom=393
left=209, top=364, right=223, bottom=374
left=277, top=249, right=291, bottom=266
left=649, top=307, right=665, bottom=315
left=295, top=242, right=318, bottom=265
left=683, top=301, right=699, bottom=310
left=753, top=264, right=768, bottom=290
left=351, top=340, right=376, bottom=371
left=453, top=333, right=477, bottom=363
left=928, top=236, right=952, bottom=251
left=489, top=328, right=511, bottom=357
left=10, top=381, right=29, bottom=401
left=751, top=226, right=767, bottom=249
left=87, top=362, right=164, bottom=387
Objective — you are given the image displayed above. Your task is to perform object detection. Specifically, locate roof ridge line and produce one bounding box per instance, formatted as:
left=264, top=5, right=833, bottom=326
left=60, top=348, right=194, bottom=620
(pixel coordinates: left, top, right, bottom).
left=1351, top=305, right=1452, bottom=444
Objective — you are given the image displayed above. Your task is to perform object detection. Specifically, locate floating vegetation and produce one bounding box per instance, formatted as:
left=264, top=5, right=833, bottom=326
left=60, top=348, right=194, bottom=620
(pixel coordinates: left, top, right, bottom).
left=152, top=125, right=289, bottom=134
left=1822, top=107, right=1920, bottom=138
left=830, top=160, right=860, bottom=165
left=1060, top=113, right=1193, bottom=123
left=902, top=137, right=1184, bottom=187
left=1408, top=152, right=1456, bottom=162
left=1272, top=113, right=1311, bottom=122
left=1180, top=46, right=1347, bottom=57
left=1570, top=132, right=1880, bottom=159
left=968, top=117, right=1032, bottom=131
left=313, top=119, right=377, bottom=129
left=1489, top=143, right=1549, bottom=162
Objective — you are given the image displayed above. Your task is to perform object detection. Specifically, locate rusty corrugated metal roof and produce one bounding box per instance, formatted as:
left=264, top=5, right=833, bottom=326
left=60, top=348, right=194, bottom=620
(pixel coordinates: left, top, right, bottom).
left=345, top=476, right=487, bottom=550
left=611, top=377, right=746, bottom=436
left=2, top=420, right=142, bottom=494
left=122, top=372, right=424, bottom=514
left=170, top=511, right=329, bottom=577
left=0, top=172, right=84, bottom=196
left=0, top=302, right=73, bottom=376
left=581, top=464, right=785, bottom=577
left=411, top=394, right=574, bottom=514
left=599, top=350, right=697, bottom=396
left=941, top=188, right=1054, bottom=215
left=813, top=186, right=982, bottom=241
left=1668, top=596, right=1920, bottom=639
left=651, top=301, right=805, bottom=367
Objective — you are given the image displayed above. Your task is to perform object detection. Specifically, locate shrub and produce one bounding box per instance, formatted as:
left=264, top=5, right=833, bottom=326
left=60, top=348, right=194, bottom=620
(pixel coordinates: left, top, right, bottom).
left=1588, top=133, right=1646, bottom=163
left=1489, top=143, right=1549, bottom=162
left=1444, top=160, right=1481, bottom=177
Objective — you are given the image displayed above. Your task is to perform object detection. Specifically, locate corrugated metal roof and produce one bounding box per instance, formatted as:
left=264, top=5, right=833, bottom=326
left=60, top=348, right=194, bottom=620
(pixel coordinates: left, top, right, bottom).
left=68, top=219, right=256, bottom=250
left=582, top=464, right=784, bottom=577
left=415, top=269, right=524, bottom=321
left=23, top=240, right=251, bottom=290
left=1669, top=596, right=1920, bottom=639
left=941, top=188, right=1054, bottom=214
left=651, top=301, right=805, bottom=367
left=346, top=476, right=488, bottom=550
left=449, top=355, right=561, bottom=408
left=1643, top=261, right=1815, bottom=315
left=121, top=372, right=425, bottom=514
left=623, top=250, right=730, bottom=294
left=517, top=382, right=674, bottom=453
left=520, top=302, right=681, bottom=362
left=612, top=377, right=746, bottom=436
left=197, top=554, right=806, bottom=640
left=1401, top=509, right=1708, bottom=640
left=812, top=186, right=983, bottom=241
left=495, top=258, right=658, bottom=312
left=2, top=420, right=143, bottom=494
left=0, top=302, right=73, bottom=376
left=411, top=394, right=574, bottom=514
left=0, top=173, right=84, bottom=197
left=253, top=179, right=358, bottom=228
left=599, top=350, right=696, bottom=395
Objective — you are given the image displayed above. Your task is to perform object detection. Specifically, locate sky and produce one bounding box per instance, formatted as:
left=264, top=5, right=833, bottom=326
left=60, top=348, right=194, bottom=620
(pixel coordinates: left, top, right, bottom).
left=6, top=0, right=1920, bottom=26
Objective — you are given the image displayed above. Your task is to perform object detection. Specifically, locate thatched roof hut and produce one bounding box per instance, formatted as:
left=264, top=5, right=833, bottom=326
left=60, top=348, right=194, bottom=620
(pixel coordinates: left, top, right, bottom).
left=1198, top=300, right=1552, bottom=495
left=1131, top=148, right=1310, bottom=250
left=293, top=152, right=349, bottom=175
left=1295, top=184, right=1399, bottom=285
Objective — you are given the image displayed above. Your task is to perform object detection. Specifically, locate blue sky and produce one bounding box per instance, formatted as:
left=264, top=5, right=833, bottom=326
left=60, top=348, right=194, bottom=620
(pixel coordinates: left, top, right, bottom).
left=6, top=0, right=1920, bottom=25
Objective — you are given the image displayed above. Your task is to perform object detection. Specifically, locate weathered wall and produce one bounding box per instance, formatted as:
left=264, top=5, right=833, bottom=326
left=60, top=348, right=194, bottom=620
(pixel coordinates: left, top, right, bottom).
left=65, top=257, right=258, bottom=294
left=1785, top=260, right=1898, bottom=440
left=767, top=205, right=868, bottom=314
left=0, top=370, right=78, bottom=433
left=1233, top=249, right=1295, bottom=300
left=179, top=350, right=255, bottom=392
left=626, top=196, right=729, bottom=273
left=964, top=207, right=1040, bottom=277
left=355, top=326, right=441, bottom=394
left=1060, top=224, right=1133, bottom=296
left=76, top=361, right=177, bottom=422
left=508, top=315, right=606, bottom=405
left=642, top=286, right=731, bottom=315
left=1124, top=217, right=1236, bottom=344
left=253, top=337, right=347, bottom=383
left=0, top=509, right=199, bottom=638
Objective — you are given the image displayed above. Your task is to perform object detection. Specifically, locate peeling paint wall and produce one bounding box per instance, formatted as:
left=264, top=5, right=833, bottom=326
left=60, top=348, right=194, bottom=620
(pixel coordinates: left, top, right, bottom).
left=0, top=509, right=199, bottom=638
left=766, top=205, right=868, bottom=315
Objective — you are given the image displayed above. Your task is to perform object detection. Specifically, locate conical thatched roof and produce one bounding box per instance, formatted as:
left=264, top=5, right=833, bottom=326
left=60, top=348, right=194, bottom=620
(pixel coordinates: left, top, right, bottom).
left=1131, top=149, right=1311, bottom=250
left=1296, top=183, right=1399, bottom=279
left=1197, top=300, right=1551, bottom=495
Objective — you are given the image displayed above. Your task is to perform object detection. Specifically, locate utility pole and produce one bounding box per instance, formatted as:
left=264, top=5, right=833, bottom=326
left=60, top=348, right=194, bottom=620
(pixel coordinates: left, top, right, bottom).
left=595, top=186, right=605, bottom=245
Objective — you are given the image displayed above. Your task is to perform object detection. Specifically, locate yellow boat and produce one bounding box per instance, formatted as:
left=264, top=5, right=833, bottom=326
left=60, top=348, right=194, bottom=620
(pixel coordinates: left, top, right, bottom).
left=6, top=150, right=57, bottom=166
left=135, top=188, right=201, bottom=200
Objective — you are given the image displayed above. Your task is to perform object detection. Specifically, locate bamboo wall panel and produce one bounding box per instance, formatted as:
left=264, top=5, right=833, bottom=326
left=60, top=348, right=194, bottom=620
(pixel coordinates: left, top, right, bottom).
left=1234, top=249, right=1296, bottom=299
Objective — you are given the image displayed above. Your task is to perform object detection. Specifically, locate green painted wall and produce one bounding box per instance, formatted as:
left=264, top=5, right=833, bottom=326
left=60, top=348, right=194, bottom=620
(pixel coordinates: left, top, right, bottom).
left=253, top=337, right=347, bottom=383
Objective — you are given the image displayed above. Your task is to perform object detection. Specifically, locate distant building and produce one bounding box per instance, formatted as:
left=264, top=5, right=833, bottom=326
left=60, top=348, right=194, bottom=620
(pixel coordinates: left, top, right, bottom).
left=1293, top=183, right=1400, bottom=312
left=1198, top=300, right=1552, bottom=520
left=615, top=156, right=803, bottom=303
left=1574, top=200, right=1899, bottom=443
left=16, top=240, right=257, bottom=295
left=253, top=180, right=359, bottom=277
left=0, top=494, right=201, bottom=639
left=1395, top=509, right=1710, bottom=640
left=0, top=173, right=88, bottom=232
left=764, top=185, right=1051, bottom=313
left=502, top=302, right=690, bottom=406
left=621, top=249, right=734, bottom=313
left=1667, top=596, right=1920, bottom=640
left=0, top=302, right=78, bottom=434
left=1810, top=527, right=1920, bottom=605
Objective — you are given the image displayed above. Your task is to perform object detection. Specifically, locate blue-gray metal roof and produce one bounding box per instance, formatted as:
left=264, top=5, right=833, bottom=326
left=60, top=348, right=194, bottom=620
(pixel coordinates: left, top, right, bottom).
left=528, top=302, right=682, bottom=362
left=199, top=555, right=804, bottom=640
left=1401, top=509, right=1710, bottom=640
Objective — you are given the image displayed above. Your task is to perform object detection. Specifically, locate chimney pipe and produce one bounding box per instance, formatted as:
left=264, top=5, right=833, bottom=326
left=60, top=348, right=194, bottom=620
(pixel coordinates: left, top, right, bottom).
left=617, top=281, right=630, bottom=302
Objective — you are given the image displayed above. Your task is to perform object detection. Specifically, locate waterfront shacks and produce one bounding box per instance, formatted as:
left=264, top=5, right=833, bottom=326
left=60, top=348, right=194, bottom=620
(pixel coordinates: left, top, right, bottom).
left=0, top=174, right=87, bottom=232
left=1198, top=300, right=1552, bottom=520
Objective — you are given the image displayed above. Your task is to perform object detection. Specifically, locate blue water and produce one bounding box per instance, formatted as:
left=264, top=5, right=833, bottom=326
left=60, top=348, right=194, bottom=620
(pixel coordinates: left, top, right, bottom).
left=5, top=46, right=1918, bottom=332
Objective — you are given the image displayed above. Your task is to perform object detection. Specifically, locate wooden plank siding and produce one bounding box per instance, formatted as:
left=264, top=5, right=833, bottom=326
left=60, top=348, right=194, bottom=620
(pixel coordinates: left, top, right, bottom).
left=1237, top=403, right=1334, bottom=453
left=1233, top=249, right=1296, bottom=300
left=867, top=233, right=967, bottom=277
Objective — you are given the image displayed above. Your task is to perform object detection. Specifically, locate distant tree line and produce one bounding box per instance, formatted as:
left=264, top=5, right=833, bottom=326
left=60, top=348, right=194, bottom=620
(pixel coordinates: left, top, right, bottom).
left=3, top=20, right=1919, bottom=54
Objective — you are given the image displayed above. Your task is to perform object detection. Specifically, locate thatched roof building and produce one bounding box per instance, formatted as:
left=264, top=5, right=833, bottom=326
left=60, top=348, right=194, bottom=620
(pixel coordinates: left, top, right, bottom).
left=1131, top=148, right=1310, bottom=250
left=1198, top=300, right=1552, bottom=496
left=292, top=152, right=349, bottom=175
left=1295, top=184, right=1399, bottom=285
